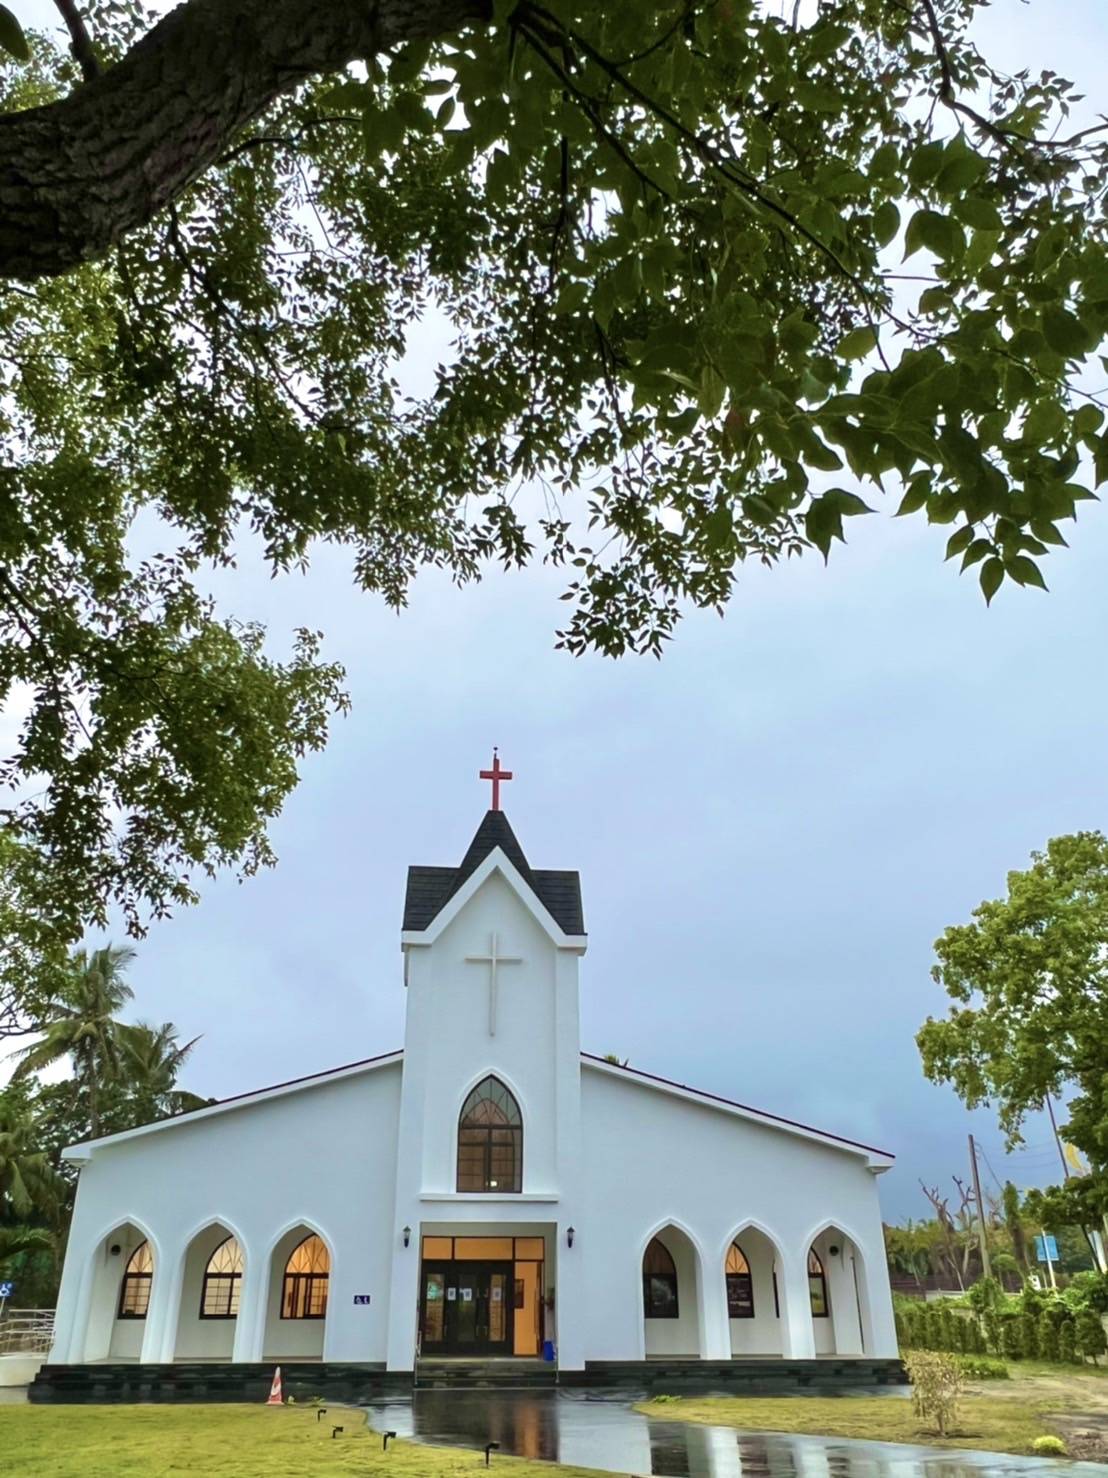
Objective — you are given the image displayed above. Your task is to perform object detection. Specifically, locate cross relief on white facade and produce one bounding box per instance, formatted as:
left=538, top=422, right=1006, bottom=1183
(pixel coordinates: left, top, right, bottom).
left=465, top=932, right=522, bottom=1037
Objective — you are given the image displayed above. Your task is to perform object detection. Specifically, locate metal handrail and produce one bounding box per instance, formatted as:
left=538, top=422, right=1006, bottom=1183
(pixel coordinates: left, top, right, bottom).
left=0, top=1308, right=55, bottom=1354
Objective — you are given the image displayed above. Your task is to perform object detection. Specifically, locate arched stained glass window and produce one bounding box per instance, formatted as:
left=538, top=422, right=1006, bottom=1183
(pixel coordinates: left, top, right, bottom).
left=281, top=1234, right=330, bottom=1320
left=642, top=1236, right=679, bottom=1319
left=726, top=1243, right=754, bottom=1319
left=200, top=1236, right=244, bottom=1319
left=117, top=1240, right=153, bottom=1319
left=456, top=1075, right=522, bottom=1193
left=808, top=1247, right=829, bottom=1318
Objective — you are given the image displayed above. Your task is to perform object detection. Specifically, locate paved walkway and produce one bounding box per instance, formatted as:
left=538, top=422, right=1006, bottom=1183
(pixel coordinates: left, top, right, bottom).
left=364, top=1388, right=1105, bottom=1477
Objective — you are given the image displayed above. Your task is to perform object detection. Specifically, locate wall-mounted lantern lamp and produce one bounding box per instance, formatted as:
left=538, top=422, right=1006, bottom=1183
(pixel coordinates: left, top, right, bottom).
left=402, top=1226, right=411, bottom=1249
left=566, top=1226, right=575, bottom=1249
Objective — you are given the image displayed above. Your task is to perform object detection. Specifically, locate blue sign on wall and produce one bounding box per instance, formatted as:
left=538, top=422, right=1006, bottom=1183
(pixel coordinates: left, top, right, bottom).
left=352, top=1294, right=371, bottom=1305
left=0, top=1281, right=13, bottom=1298
left=1034, top=1234, right=1059, bottom=1263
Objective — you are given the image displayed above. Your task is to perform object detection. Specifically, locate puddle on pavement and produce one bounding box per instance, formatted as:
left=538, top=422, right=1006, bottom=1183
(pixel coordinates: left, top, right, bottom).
left=363, top=1389, right=1104, bottom=1478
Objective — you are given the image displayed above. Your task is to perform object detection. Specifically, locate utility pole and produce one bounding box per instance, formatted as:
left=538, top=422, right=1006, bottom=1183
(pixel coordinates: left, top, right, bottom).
left=969, top=1134, right=992, bottom=1281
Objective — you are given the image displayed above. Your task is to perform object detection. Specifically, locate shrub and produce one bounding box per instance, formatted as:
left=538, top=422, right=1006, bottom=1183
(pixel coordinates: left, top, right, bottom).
left=1031, top=1436, right=1068, bottom=1457
left=1001, top=1316, right=1025, bottom=1361
left=1020, top=1313, right=1040, bottom=1361
left=967, top=1318, right=986, bottom=1354
left=957, top=1355, right=1010, bottom=1380
left=905, top=1350, right=965, bottom=1436
left=1019, top=1284, right=1045, bottom=1318
left=1066, top=1272, right=1108, bottom=1314
left=983, top=1312, right=1002, bottom=1356
left=939, top=1308, right=957, bottom=1351
left=1038, top=1311, right=1060, bottom=1364
left=1075, top=1309, right=1107, bottom=1364
left=1058, top=1320, right=1079, bottom=1365
left=967, top=1276, right=1005, bottom=1314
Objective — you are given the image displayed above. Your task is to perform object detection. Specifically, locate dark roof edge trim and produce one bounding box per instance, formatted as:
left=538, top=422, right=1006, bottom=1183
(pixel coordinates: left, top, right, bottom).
left=580, top=1052, right=894, bottom=1160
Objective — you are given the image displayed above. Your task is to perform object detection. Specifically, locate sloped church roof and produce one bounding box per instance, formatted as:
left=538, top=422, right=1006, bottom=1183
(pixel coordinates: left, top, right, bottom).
left=402, top=810, right=585, bottom=936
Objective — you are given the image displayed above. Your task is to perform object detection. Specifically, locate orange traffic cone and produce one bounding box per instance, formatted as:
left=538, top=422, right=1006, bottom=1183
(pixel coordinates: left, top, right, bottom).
left=266, top=1366, right=283, bottom=1405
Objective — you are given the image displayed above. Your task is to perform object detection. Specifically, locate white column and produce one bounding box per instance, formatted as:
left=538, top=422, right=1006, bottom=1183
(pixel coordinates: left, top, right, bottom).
left=140, top=1246, right=178, bottom=1364
left=701, top=1261, right=732, bottom=1360
left=55, top=1248, right=93, bottom=1364
left=779, top=1252, right=815, bottom=1358
left=232, top=1250, right=266, bottom=1363
left=554, top=1221, right=587, bottom=1370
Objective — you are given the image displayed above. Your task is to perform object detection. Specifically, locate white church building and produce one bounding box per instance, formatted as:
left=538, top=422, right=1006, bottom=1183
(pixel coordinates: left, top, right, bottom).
left=48, top=762, right=897, bottom=1375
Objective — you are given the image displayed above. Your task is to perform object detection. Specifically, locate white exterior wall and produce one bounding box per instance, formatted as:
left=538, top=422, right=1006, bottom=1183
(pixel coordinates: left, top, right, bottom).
left=51, top=1063, right=402, bottom=1366
left=578, top=1064, right=897, bottom=1360
left=386, top=863, right=587, bottom=1370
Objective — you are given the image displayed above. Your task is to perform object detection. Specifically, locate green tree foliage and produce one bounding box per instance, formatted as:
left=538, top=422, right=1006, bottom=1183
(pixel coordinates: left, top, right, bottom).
left=1038, top=1310, right=1060, bottom=1363
left=919, top=833, right=1108, bottom=1223
left=0, top=1082, right=59, bottom=1223
left=10, top=944, right=136, bottom=1139
left=0, top=0, right=1105, bottom=956
left=1059, top=1319, right=1078, bottom=1364
left=1075, top=1308, right=1107, bottom=1364
left=1002, top=1182, right=1030, bottom=1274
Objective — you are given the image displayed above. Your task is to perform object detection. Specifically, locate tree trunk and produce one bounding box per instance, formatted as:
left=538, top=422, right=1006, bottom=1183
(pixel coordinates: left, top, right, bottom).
left=0, top=0, right=490, bottom=282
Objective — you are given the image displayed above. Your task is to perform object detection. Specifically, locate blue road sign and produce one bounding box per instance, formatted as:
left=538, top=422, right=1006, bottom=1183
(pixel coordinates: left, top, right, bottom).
left=0, top=1281, right=13, bottom=1298
left=1034, top=1234, right=1059, bottom=1263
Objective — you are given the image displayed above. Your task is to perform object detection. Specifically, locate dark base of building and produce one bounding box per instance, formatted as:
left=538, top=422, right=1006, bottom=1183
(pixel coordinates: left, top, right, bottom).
left=28, top=1356, right=906, bottom=1404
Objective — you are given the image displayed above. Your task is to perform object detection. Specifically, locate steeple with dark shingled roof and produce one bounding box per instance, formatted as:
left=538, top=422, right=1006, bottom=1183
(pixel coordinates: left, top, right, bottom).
left=402, top=811, right=584, bottom=936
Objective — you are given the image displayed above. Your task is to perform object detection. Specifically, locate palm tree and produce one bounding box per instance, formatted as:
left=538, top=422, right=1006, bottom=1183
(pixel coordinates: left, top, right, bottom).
left=120, top=1021, right=207, bottom=1120
left=0, top=1225, right=53, bottom=1268
left=0, top=1093, right=61, bottom=1222
left=11, top=944, right=136, bottom=1138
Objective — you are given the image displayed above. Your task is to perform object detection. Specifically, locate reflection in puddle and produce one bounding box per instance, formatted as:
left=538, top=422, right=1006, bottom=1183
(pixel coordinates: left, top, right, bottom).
left=363, top=1390, right=1101, bottom=1478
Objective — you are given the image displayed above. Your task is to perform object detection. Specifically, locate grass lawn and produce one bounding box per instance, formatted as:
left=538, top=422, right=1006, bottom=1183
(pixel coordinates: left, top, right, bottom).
left=0, top=1404, right=608, bottom=1478
left=637, top=1364, right=1108, bottom=1458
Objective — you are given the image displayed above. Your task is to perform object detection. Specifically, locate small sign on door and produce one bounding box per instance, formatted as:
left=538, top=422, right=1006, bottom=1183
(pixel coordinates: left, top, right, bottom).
left=353, top=1294, right=371, bottom=1305
left=447, top=1288, right=456, bottom=1301
left=492, top=1286, right=502, bottom=1302
left=461, top=1288, right=473, bottom=1302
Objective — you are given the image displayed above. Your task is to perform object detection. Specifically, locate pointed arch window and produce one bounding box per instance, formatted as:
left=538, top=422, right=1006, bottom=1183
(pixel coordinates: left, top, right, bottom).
left=117, top=1241, right=153, bottom=1319
left=726, top=1243, right=755, bottom=1319
left=808, top=1248, right=829, bottom=1318
left=456, top=1076, right=522, bottom=1193
left=642, top=1237, right=679, bottom=1319
left=200, top=1236, right=244, bottom=1319
left=281, top=1235, right=330, bottom=1320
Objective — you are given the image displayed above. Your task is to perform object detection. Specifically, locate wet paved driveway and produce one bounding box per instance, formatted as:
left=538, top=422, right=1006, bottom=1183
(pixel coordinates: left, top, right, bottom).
left=363, top=1389, right=1106, bottom=1477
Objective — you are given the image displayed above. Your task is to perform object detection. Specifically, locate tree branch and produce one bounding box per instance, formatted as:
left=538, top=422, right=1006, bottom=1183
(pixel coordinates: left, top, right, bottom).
left=0, top=0, right=490, bottom=282
left=51, top=0, right=99, bottom=82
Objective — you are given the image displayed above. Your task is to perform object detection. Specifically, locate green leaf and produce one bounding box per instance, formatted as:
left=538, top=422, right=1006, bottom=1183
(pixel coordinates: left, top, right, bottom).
left=960, top=538, right=993, bottom=571
left=945, top=525, right=975, bottom=560
left=980, top=558, right=1004, bottom=605
left=953, top=196, right=1004, bottom=231
left=1005, top=555, right=1048, bottom=591
left=1042, top=305, right=1091, bottom=358
left=806, top=22, right=852, bottom=58
left=896, top=478, right=931, bottom=516
left=1074, top=404, right=1105, bottom=437
left=794, top=81, right=841, bottom=113
left=836, top=325, right=877, bottom=361
left=0, top=3, right=28, bottom=61
left=873, top=201, right=900, bottom=248
left=824, top=487, right=874, bottom=516
left=904, top=210, right=965, bottom=262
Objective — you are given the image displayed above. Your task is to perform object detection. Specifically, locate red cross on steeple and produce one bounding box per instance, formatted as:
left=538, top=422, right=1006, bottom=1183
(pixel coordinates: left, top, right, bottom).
left=480, top=749, right=513, bottom=811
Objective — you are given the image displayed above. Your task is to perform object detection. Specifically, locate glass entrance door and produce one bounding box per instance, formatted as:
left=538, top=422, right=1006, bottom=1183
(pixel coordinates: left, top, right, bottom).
left=420, top=1261, right=513, bottom=1355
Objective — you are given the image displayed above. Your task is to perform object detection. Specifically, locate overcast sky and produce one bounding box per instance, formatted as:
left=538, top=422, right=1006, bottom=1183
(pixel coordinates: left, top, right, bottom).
left=11, top=1, right=1108, bottom=1221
